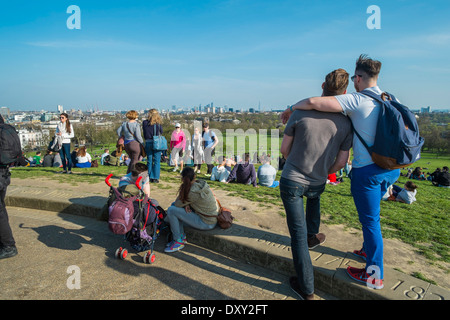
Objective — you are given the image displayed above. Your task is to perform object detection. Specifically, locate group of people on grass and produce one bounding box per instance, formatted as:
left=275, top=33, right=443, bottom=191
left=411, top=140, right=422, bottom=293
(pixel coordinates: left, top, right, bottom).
left=402, top=166, right=450, bottom=187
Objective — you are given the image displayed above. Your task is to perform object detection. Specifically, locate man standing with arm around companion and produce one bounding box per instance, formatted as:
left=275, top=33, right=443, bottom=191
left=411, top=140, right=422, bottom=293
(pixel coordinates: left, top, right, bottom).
left=280, top=69, right=353, bottom=300
left=282, top=55, right=401, bottom=290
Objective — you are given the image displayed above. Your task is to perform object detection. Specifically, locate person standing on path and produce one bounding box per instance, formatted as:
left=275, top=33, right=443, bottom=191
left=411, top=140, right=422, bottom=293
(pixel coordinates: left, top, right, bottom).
left=281, top=55, right=401, bottom=289
left=143, top=109, right=164, bottom=183
left=117, top=110, right=144, bottom=174
left=56, top=113, right=74, bottom=174
left=280, top=68, right=353, bottom=300
left=0, top=114, right=22, bottom=259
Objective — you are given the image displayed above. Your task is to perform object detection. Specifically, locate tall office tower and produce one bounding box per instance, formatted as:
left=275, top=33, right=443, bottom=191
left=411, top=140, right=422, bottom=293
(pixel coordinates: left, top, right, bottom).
left=57, top=105, right=64, bottom=113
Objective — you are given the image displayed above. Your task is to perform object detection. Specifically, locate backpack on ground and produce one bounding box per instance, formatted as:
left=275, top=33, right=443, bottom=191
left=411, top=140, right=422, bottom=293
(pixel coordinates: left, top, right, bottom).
left=355, top=91, right=425, bottom=170
left=0, top=123, right=22, bottom=166
left=105, top=154, right=120, bottom=166
left=108, top=187, right=137, bottom=235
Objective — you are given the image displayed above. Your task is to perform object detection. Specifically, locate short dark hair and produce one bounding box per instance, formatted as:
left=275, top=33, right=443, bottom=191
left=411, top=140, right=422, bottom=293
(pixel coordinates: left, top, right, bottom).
left=131, top=163, right=148, bottom=177
left=323, top=68, right=349, bottom=96
left=355, top=54, right=382, bottom=79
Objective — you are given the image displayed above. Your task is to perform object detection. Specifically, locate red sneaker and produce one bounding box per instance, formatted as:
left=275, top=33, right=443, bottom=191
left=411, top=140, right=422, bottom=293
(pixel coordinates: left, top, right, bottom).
left=346, top=266, right=384, bottom=289
left=352, top=248, right=367, bottom=261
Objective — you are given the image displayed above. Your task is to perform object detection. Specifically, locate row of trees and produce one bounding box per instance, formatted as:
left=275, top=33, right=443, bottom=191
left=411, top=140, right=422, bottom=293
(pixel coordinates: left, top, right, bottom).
left=33, top=111, right=449, bottom=156
left=417, top=113, right=450, bottom=155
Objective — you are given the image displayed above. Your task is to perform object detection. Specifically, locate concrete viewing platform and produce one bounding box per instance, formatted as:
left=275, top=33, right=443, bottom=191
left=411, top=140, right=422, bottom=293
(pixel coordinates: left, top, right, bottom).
left=4, top=181, right=449, bottom=300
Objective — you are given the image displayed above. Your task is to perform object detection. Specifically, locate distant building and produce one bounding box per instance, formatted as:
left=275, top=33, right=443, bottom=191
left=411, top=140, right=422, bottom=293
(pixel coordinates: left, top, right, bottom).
left=40, top=113, right=53, bottom=122
left=18, top=129, right=50, bottom=150
left=0, top=107, right=10, bottom=118
left=421, top=106, right=431, bottom=113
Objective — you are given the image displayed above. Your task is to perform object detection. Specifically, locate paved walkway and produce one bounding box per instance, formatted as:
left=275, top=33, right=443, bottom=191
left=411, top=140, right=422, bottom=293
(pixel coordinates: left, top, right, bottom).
left=3, top=180, right=449, bottom=300
left=2, top=207, right=334, bottom=301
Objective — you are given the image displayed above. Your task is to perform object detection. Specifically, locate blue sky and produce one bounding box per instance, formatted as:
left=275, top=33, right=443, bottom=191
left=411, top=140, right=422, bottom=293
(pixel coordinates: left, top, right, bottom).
left=1, top=0, right=450, bottom=111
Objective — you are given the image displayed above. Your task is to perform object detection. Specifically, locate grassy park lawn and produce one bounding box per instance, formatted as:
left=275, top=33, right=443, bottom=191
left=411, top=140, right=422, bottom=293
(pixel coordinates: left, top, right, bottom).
left=11, top=152, right=450, bottom=268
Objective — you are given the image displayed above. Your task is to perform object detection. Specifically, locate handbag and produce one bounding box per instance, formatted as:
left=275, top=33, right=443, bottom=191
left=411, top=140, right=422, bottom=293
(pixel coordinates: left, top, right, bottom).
left=197, top=194, right=234, bottom=229
left=215, top=199, right=234, bottom=229
left=49, top=136, right=61, bottom=152
left=126, top=123, right=146, bottom=158
left=152, top=124, right=168, bottom=151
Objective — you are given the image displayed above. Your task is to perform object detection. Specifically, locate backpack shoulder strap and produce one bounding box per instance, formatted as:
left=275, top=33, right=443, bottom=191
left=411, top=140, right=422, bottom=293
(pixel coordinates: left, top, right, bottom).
left=351, top=124, right=371, bottom=153
left=352, top=89, right=390, bottom=155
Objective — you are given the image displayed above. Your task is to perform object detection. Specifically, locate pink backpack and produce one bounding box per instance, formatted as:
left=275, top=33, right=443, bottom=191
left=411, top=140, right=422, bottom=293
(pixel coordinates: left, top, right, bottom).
left=108, top=188, right=137, bottom=235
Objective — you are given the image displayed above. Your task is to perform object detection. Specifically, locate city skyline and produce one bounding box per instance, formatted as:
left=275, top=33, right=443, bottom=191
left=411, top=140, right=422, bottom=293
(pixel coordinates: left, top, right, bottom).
left=1, top=1, right=450, bottom=111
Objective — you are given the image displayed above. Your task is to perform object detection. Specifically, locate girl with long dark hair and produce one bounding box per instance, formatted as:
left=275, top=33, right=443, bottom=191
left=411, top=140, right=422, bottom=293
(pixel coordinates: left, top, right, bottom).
left=56, top=113, right=74, bottom=174
left=165, top=167, right=218, bottom=253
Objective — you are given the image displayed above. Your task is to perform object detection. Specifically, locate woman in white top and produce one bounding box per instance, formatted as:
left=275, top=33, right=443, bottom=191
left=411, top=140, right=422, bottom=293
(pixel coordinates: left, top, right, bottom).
left=56, top=113, right=74, bottom=174
left=75, top=146, right=92, bottom=168
left=191, top=127, right=204, bottom=173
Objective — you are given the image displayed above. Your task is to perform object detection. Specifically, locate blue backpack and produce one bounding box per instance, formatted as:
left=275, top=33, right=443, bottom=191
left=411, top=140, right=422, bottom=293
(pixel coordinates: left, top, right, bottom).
left=354, top=90, right=425, bottom=170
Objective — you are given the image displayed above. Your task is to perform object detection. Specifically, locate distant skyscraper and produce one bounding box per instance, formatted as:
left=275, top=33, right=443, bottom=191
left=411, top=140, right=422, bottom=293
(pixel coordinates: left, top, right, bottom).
left=57, top=105, right=64, bottom=113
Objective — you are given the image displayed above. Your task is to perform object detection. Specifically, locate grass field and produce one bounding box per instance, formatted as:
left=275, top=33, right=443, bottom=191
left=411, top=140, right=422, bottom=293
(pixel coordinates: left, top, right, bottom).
left=11, top=152, right=450, bottom=270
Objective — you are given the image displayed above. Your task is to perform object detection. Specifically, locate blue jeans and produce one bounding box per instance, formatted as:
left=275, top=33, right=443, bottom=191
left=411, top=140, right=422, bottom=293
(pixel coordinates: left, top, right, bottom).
left=350, top=164, right=400, bottom=279
left=279, top=177, right=326, bottom=295
left=75, top=162, right=91, bottom=168
left=145, top=140, right=162, bottom=180
left=166, top=203, right=216, bottom=241
left=59, top=143, right=72, bottom=171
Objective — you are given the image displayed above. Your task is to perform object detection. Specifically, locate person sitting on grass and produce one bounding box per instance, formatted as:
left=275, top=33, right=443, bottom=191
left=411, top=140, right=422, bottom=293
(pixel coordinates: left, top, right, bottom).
left=31, top=151, right=43, bottom=166
left=75, top=146, right=92, bottom=168
left=257, top=155, right=279, bottom=187
left=411, top=167, right=426, bottom=180
left=165, top=167, right=218, bottom=253
left=432, top=166, right=450, bottom=188
left=101, top=149, right=110, bottom=165
left=225, top=153, right=258, bottom=187
left=43, top=150, right=54, bottom=167
left=387, top=181, right=418, bottom=204
left=210, top=156, right=230, bottom=183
